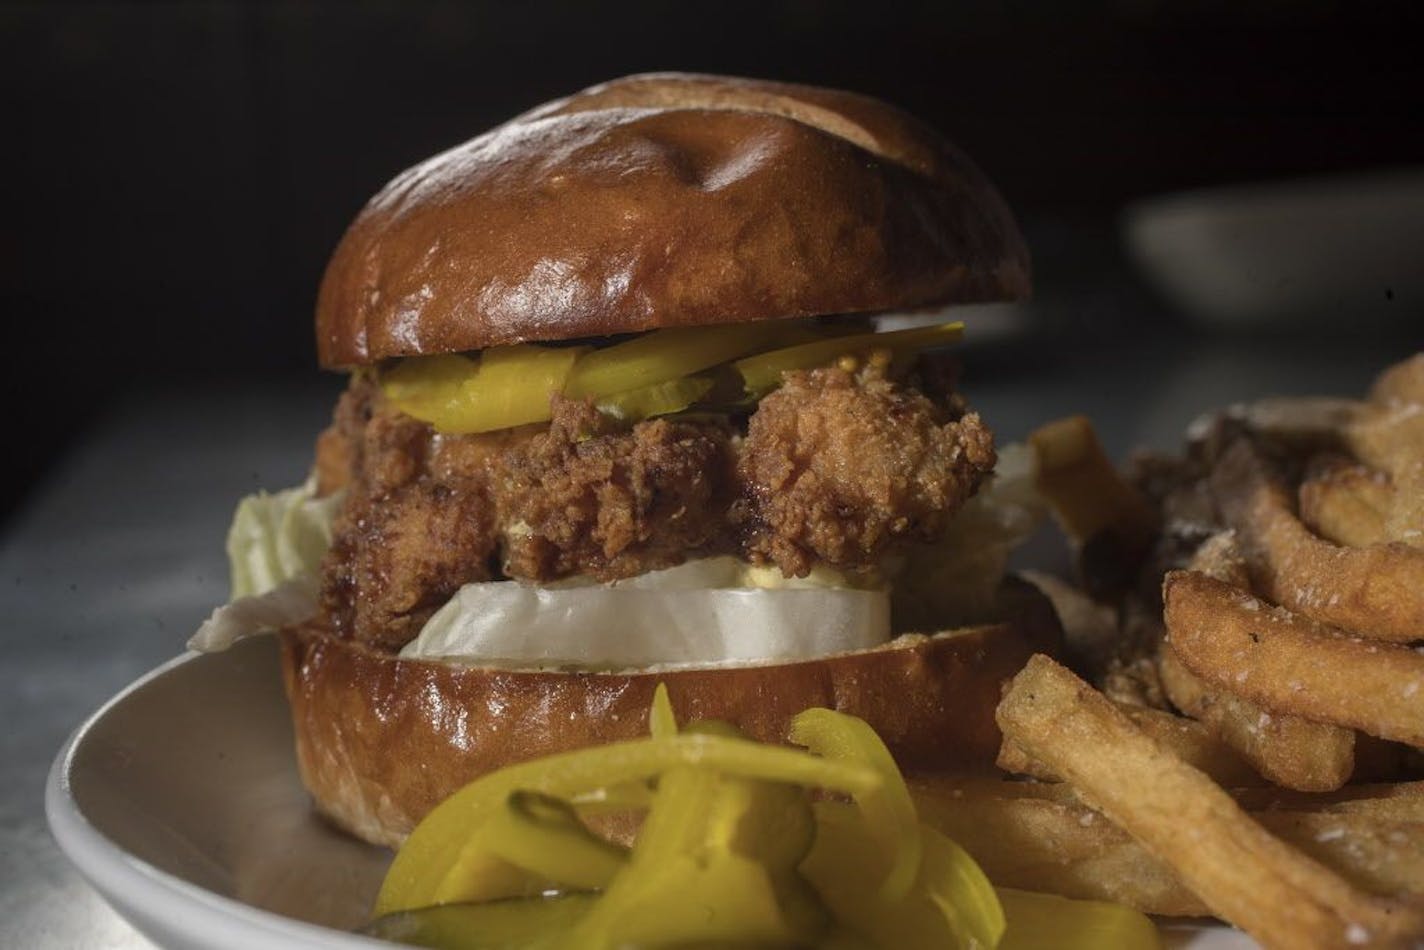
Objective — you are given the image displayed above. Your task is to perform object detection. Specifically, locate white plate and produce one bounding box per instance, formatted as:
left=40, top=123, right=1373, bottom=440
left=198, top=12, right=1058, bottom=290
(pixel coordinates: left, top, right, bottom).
left=47, top=635, right=1251, bottom=948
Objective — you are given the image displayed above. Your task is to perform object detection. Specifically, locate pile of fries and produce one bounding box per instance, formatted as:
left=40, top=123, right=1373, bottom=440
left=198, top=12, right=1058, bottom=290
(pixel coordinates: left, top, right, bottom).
left=929, top=356, right=1424, bottom=949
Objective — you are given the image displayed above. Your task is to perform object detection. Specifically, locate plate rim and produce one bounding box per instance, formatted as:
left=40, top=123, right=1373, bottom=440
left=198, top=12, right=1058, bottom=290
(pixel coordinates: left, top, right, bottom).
left=45, top=641, right=1252, bottom=949
left=45, top=647, right=392, bottom=950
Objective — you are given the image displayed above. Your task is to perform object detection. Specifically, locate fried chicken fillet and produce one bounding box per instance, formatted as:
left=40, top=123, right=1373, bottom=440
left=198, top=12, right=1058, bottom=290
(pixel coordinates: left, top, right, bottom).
left=315, top=361, right=996, bottom=652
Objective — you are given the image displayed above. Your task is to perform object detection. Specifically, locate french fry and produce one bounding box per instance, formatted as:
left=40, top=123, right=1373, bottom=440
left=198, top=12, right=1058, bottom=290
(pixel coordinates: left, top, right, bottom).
left=1346, top=403, right=1424, bottom=551
left=912, top=780, right=1214, bottom=916
left=1156, top=529, right=1358, bottom=790
left=1230, top=781, right=1424, bottom=821
left=1029, top=415, right=1157, bottom=546
left=1209, top=439, right=1424, bottom=642
left=1028, top=415, right=1157, bottom=597
left=1186, top=529, right=1252, bottom=588
left=1164, top=570, right=1424, bottom=748
left=1349, top=404, right=1424, bottom=477
left=1383, top=462, right=1424, bottom=551
left=1370, top=354, right=1424, bottom=409
left=911, top=778, right=1424, bottom=917
left=995, top=654, right=1424, bottom=948
left=1192, top=397, right=1364, bottom=460
left=1351, top=733, right=1422, bottom=785
left=1349, top=361, right=1424, bottom=549
left=998, top=698, right=1264, bottom=787
left=1157, top=643, right=1354, bottom=791
left=1299, top=455, right=1393, bottom=548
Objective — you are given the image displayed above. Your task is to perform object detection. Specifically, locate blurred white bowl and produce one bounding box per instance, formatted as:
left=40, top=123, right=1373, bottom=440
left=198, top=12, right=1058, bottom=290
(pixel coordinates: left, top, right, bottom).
left=1124, top=168, right=1424, bottom=330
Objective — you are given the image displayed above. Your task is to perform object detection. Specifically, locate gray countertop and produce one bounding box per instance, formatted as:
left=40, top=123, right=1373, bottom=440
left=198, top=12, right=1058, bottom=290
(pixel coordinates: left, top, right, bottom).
left=2, top=332, right=1410, bottom=947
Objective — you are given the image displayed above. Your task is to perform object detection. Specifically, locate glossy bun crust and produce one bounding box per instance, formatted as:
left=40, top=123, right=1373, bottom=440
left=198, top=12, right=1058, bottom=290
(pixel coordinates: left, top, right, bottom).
left=279, top=581, right=1060, bottom=847
left=316, top=73, right=1029, bottom=368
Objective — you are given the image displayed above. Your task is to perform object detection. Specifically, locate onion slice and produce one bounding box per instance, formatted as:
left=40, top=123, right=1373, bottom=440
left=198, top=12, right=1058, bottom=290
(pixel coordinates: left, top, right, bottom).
left=402, top=574, right=890, bottom=670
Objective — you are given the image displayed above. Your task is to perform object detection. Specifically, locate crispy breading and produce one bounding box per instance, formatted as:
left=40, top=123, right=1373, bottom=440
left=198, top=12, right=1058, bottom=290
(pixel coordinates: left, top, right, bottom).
left=489, top=398, right=735, bottom=582
left=736, top=365, right=995, bottom=577
left=317, top=369, right=995, bottom=649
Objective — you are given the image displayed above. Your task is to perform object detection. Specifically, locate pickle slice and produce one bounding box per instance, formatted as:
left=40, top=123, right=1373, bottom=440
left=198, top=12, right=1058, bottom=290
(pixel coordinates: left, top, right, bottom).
left=997, top=888, right=1160, bottom=950
left=564, top=323, right=812, bottom=399
left=363, top=894, right=596, bottom=949
left=376, top=733, right=879, bottom=916
left=735, top=320, right=965, bottom=396
left=381, top=345, right=585, bottom=434
left=594, top=376, right=715, bottom=422
left=380, top=353, right=479, bottom=429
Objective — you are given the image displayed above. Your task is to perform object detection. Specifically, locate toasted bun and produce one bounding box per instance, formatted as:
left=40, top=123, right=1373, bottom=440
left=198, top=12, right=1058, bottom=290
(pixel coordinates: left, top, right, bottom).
left=316, top=73, right=1029, bottom=369
left=279, top=580, right=1060, bottom=847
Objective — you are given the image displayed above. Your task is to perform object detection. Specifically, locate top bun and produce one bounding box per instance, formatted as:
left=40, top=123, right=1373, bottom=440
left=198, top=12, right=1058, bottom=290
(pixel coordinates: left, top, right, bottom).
left=316, top=73, right=1030, bottom=369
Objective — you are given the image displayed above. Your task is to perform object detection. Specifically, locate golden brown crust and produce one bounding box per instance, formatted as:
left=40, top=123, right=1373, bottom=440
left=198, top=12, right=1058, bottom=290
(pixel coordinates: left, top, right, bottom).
left=737, top=366, right=996, bottom=575
left=279, top=579, right=1060, bottom=847
left=316, top=73, right=1029, bottom=368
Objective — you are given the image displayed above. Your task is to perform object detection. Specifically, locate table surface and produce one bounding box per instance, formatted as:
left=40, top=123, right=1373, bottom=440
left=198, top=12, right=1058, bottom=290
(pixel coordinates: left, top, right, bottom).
left=3, top=327, right=1412, bottom=948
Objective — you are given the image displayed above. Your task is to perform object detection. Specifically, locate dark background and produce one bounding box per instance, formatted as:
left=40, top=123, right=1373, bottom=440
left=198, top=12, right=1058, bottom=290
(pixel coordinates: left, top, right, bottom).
left=3, top=0, right=1422, bottom=524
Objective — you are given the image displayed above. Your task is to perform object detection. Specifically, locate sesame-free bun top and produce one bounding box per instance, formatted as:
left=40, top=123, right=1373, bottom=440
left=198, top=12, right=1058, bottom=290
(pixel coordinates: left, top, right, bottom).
left=316, top=73, right=1030, bottom=369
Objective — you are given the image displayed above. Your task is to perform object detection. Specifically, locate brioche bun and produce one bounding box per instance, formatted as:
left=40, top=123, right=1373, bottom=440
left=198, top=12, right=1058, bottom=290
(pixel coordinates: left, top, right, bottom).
left=315, top=72, right=1029, bottom=368
left=281, top=580, right=1060, bottom=847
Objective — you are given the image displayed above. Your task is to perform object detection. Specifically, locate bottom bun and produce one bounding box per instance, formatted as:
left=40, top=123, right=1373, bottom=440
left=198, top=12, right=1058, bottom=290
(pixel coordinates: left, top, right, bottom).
left=279, top=578, right=1061, bottom=847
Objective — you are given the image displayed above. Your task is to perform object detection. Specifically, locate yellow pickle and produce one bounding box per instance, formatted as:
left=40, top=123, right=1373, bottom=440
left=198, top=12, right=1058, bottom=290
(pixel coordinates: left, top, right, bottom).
left=378, top=319, right=967, bottom=436
left=363, top=686, right=1160, bottom=949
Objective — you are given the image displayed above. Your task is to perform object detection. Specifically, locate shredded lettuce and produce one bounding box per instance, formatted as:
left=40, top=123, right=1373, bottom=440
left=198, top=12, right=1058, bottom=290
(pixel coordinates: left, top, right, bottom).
left=187, top=576, right=321, bottom=652
left=187, top=481, right=342, bottom=652
left=227, top=481, right=344, bottom=599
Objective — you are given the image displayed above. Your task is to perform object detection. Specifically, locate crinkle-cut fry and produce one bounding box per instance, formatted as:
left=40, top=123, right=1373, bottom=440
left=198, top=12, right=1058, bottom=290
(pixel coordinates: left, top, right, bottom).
left=995, top=654, right=1424, bottom=949
left=1299, top=455, right=1394, bottom=549
left=1370, top=354, right=1424, bottom=409
left=1157, top=643, right=1354, bottom=792
left=1164, top=570, right=1424, bottom=748
left=1209, top=438, right=1424, bottom=642
left=911, top=778, right=1424, bottom=917
left=998, top=699, right=1264, bottom=787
